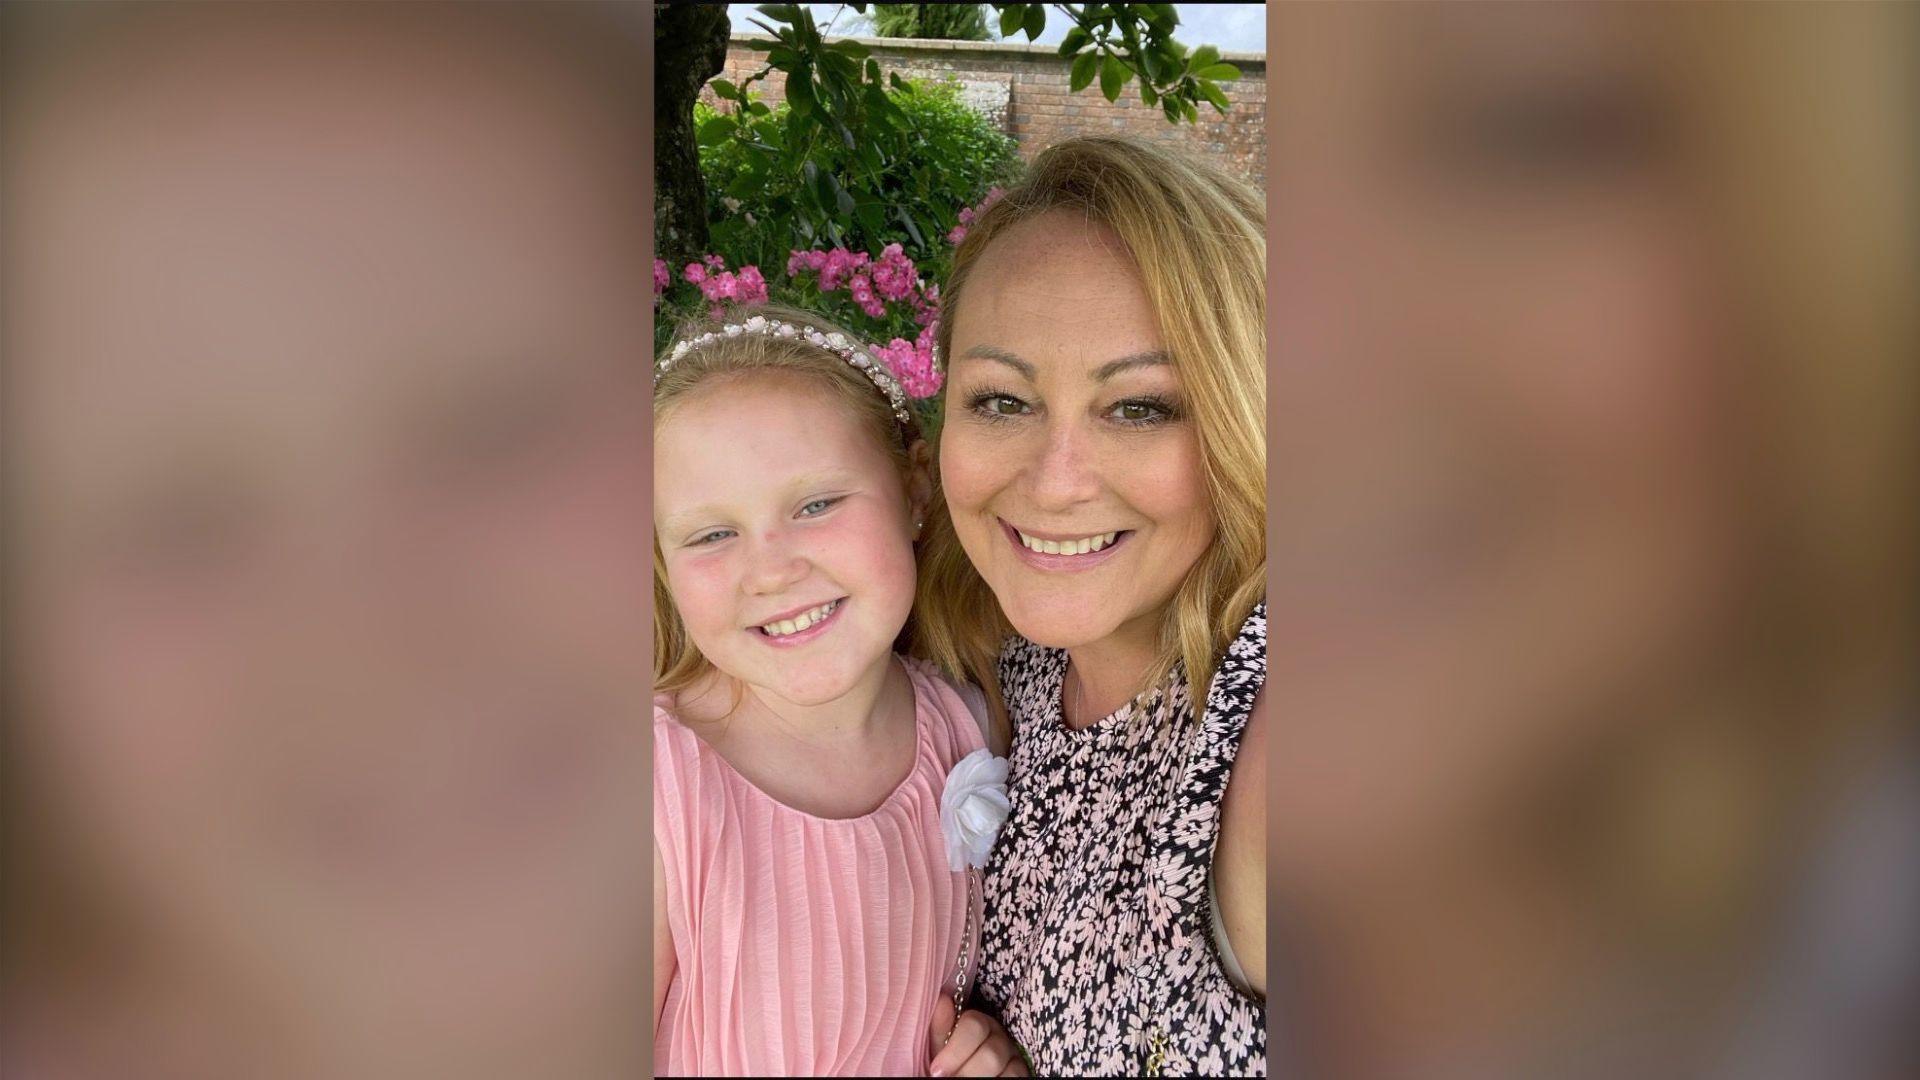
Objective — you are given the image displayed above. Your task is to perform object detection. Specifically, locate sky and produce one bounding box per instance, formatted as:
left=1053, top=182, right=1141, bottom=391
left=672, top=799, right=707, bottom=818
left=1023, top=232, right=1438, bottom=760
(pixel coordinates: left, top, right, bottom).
left=727, top=3, right=1268, bottom=54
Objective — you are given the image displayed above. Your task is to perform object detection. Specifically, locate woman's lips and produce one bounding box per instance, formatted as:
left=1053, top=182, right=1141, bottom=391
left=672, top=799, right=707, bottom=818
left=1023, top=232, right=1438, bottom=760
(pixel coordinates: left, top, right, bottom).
left=1000, top=519, right=1133, bottom=572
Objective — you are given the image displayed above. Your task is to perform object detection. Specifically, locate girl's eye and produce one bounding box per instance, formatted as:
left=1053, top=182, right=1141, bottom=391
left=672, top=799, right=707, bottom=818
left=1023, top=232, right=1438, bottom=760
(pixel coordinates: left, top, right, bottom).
left=687, top=528, right=734, bottom=547
left=798, top=496, right=843, bottom=517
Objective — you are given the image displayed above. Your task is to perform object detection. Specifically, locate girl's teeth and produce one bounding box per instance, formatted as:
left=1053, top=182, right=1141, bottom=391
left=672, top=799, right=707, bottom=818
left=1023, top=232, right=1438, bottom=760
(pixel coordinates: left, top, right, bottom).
left=762, top=600, right=838, bottom=637
left=1018, top=530, right=1119, bottom=555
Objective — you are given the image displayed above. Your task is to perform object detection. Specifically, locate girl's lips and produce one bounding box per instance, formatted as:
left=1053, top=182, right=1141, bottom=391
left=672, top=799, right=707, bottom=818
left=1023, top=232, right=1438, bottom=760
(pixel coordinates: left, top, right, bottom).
left=1000, top=520, right=1133, bottom=573
left=750, top=597, right=847, bottom=648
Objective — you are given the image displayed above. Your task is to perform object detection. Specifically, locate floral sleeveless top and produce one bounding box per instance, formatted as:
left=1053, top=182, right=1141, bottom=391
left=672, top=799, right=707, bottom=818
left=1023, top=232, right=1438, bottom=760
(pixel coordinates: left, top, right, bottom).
left=973, top=603, right=1268, bottom=1077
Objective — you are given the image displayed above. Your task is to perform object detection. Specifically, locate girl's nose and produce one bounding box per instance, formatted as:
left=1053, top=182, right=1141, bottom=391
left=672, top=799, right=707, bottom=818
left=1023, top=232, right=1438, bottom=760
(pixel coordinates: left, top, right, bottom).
left=741, top=530, right=810, bottom=596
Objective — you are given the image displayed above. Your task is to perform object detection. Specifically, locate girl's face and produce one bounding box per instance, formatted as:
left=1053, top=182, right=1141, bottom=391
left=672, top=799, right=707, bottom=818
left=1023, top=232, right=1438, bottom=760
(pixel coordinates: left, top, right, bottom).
left=1268, top=3, right=1754, bottom=881
left=655, top=375, right=923, bottom=708
left=9, top=11, right=653, bottom=1044
left=940, top=211, right=1215, bottom=654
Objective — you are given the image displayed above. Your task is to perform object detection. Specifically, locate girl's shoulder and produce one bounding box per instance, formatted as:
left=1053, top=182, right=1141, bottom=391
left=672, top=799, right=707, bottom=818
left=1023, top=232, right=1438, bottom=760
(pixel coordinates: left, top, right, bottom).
left=899, top=654, right=998, bottom=755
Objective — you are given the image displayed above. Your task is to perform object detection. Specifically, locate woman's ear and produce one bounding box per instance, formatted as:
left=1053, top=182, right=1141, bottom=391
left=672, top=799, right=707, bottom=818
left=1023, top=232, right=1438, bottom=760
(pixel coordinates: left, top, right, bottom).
left=906, top=438, right=935, bottom=536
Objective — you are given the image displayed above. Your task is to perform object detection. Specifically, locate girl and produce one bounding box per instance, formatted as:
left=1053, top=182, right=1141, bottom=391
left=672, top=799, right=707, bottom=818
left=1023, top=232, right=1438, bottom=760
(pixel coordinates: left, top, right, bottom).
left=651, top=304, right=1023, bottom=1077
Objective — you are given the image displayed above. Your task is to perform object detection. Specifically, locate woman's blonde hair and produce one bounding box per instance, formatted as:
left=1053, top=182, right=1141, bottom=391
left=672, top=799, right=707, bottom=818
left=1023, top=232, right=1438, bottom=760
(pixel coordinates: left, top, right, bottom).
left=652, top=302, right=922, bottom=695
left=915, top=135, right=1268, bottom=711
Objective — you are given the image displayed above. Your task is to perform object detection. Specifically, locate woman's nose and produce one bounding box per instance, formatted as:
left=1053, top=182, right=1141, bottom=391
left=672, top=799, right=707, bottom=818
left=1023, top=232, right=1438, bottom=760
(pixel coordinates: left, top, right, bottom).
left=1023, top=418, right=1104, bottom=512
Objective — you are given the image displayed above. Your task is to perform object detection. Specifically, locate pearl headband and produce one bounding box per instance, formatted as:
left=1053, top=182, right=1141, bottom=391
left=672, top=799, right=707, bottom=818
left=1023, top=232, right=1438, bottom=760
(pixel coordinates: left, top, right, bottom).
left=655, top=314, right=912, bottom=428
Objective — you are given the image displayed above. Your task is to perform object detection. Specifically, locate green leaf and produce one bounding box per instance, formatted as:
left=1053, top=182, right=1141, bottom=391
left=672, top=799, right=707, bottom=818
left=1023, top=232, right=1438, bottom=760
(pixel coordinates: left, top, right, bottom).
left=1196, top=63, right=1241, bottom=82
left=1147, top=4, right=1178, bottom=31
left=697, top=115, right=737, bottom=147
left=754, top=4, right=800, bottom=24
left=998, top=4, right=1025, bottom=39
left=1058, top=26, right=1090, bottom=57
left=1188, top=44, right=1220, bottom=74
left=726, top=172, right=761, bottom=199
left=895, top=206, right=925, bottom=248
left=1197, top=79, right=1230, bottom=114
left=1141, top=83, right=1159, bottom=107
left=767, top=46, right=798, bottom=66
left=710, top=78, right=739, bottom=101
left=1070, top=50, right=1099, bottom=92
left=1022, top=3, right=1045, bottom=40
left=785, top=67, right=815, bottom=116
left=1099, top=53, right=1128, bottom=101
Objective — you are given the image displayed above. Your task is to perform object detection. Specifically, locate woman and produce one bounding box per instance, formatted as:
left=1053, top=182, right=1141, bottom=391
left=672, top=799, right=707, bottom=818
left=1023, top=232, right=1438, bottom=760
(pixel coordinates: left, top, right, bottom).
left=1264, top=4, right=1916, bottom=1077
left=916, top=136, right=1270, bottom=1077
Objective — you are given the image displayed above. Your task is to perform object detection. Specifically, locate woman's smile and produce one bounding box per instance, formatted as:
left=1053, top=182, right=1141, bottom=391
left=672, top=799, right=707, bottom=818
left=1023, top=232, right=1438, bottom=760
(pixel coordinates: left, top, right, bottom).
left=1000, top=518, right=1134, bottom=571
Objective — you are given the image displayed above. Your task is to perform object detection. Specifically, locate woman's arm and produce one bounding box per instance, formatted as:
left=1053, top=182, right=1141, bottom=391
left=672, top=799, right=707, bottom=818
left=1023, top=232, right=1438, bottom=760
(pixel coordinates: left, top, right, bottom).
left=1214, top=683, right=1269, bottom=998
left=653, top=839, right=676, bottom=1028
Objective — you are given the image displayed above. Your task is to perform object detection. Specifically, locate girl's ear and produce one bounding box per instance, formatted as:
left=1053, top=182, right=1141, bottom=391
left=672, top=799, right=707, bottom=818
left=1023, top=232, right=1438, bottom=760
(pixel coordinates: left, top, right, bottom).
left=905, top=438, right=934, bottom=535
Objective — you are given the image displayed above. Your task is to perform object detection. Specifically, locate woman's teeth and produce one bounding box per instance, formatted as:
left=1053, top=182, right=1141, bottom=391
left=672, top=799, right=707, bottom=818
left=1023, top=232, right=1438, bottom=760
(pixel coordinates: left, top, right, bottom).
left=1015, top=529, right=1119, bottom=556
left=759, top=599, right=839, bottom=637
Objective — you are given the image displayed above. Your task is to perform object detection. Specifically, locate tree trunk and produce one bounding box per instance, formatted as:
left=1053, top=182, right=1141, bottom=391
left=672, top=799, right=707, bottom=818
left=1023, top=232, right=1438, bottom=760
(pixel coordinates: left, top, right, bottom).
left=654, top=3, right=731, bottom=270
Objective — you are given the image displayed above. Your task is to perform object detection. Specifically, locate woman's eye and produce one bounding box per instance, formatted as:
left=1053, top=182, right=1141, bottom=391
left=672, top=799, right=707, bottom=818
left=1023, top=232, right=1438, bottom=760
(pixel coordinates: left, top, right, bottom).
left=1107, top=398, right=1175, bottom=425
left=968, top=392, right=1031, bottom=419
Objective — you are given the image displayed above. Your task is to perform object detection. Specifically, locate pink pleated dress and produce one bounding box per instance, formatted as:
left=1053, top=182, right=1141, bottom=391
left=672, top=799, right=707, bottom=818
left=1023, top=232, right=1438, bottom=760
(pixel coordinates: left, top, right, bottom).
left=652, top=656, right=985, bottom=1077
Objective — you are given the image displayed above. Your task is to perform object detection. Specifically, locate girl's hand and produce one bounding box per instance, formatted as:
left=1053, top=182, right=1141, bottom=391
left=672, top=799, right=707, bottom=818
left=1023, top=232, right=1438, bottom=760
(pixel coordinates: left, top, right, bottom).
left=928, top=996, right=1029, bottom=1076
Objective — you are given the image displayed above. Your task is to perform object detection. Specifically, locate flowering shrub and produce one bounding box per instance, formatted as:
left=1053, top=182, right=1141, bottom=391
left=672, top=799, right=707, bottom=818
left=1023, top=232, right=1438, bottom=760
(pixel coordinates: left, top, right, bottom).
left=662, top=86, right=1016, bottom=440
left=696, top=76, right=1020, bottom=274
left=657, top=229, right=973, bottom=433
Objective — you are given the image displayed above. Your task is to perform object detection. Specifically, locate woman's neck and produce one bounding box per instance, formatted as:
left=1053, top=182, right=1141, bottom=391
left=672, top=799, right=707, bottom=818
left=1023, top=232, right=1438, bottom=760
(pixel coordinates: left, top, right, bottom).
left=1062, top=613, right=1163, bottom=729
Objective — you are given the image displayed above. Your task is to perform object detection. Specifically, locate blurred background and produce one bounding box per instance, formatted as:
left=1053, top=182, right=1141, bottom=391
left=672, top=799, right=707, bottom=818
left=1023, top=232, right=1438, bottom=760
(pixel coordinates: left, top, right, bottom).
left=3, top=4, right=653, bottom=1077
left=1267, top=4, right=1916, bottom=1079
left=5, top=2, right=1915, bottom=1079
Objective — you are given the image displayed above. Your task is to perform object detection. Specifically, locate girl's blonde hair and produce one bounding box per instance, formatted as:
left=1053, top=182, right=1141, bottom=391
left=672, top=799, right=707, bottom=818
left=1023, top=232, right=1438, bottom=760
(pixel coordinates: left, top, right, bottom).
left=915, top=136, right=1268, bottom=712
left=652, top=303, right=922, bottom=694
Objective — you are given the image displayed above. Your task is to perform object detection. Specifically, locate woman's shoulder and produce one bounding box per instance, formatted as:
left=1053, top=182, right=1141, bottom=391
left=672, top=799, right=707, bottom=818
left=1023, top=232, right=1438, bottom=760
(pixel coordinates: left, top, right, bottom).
left=995, top=633, right=1066, bottom=716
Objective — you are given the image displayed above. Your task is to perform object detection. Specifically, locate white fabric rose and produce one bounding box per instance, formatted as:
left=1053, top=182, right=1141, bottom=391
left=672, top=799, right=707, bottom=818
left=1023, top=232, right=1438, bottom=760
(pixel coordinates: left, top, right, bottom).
left=940, top=748, right=1010, bottom=872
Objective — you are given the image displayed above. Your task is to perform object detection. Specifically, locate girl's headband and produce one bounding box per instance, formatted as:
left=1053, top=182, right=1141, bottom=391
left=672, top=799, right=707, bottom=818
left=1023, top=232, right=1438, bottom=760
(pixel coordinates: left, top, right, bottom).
left=654, top=314, right=912, bottom=428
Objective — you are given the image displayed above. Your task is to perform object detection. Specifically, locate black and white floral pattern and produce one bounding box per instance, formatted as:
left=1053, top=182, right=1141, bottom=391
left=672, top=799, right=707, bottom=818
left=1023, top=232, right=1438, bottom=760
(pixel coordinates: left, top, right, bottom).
left=973, top=603, right=1268, bottom=1077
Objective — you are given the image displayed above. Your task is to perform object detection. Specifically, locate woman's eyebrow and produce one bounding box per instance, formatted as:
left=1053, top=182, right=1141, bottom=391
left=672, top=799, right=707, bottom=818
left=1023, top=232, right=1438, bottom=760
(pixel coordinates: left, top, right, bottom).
left=959, top=345, right=1035, bottom=380
left=960, top=345, right=1171, bottom=382
left=1093, top=351, right=1172, bottom=381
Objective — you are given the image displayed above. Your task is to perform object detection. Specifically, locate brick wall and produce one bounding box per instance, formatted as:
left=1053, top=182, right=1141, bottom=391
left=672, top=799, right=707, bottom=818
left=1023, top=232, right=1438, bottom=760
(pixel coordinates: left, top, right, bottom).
left=705, top=33, right=1267, bottom=190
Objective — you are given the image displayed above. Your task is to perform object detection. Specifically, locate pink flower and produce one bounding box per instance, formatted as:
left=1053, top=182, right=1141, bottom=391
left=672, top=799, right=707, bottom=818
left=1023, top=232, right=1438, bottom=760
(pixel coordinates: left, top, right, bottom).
left=737, top=265, right=768, bottom=305
left=947, top=225, right=967, bottom=245
left=654, top=258, right=670, bottom=295
left=683, top=263, right=707, bottom=285
left=703, top=254, right=726, bottom=270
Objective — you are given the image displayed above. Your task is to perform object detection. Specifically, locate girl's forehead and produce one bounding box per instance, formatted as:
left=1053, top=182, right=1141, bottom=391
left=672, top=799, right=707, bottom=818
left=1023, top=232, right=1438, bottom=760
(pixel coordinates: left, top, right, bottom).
left=656, top=375, right=893, bottom=491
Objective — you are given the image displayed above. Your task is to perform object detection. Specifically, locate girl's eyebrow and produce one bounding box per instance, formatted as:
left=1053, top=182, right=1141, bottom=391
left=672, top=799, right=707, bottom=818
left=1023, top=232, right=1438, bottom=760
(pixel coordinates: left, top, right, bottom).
left=657, top=470, right=862, bottom=537
left=659, top=504, right=723, bottom=538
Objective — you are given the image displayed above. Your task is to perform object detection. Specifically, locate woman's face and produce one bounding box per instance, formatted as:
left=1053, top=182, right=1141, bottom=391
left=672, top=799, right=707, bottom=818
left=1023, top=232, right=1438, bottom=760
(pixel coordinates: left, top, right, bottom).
left=9, top=11, right=652, bottom=1041
left=1268, top=3, right=1756, bottom=882
left=940, top=211, right=1215, bottom=655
